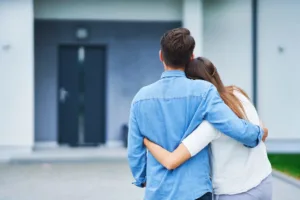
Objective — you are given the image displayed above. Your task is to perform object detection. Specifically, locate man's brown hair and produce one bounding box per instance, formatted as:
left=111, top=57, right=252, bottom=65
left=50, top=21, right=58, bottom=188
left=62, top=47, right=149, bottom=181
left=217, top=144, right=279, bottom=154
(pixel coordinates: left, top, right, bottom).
left=160, top=28, right=195, bottom=68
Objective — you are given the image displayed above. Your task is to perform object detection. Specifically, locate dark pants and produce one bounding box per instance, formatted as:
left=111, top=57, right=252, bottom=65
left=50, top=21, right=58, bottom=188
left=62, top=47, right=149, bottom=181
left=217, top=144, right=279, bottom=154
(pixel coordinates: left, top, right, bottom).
left=196, top=192, right=212, bottom=200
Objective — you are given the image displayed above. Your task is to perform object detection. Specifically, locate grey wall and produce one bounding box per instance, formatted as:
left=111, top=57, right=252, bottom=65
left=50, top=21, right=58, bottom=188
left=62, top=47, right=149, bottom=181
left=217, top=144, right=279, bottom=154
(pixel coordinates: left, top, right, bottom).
left=35, top=20, right=181, bottom=143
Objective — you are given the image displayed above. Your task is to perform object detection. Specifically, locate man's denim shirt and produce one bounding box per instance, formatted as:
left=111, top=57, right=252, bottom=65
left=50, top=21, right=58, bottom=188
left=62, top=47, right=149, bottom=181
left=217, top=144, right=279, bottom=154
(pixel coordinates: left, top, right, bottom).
left=127, top=70, right=263, bottom=200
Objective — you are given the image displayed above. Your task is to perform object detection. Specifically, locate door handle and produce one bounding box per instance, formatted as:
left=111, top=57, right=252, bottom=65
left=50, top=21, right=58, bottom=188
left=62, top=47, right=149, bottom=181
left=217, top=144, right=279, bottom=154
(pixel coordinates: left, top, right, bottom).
left=59, top=87, right=69, bottom=103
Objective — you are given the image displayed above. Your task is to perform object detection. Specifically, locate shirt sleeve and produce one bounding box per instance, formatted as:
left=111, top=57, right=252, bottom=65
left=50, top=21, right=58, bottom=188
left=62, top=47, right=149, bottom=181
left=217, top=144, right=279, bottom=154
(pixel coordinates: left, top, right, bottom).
left=127, top=102, right=147, bottom=188
left=201, top=85, right=264, bottom=148
left=182, top=120, right=220, bottom=157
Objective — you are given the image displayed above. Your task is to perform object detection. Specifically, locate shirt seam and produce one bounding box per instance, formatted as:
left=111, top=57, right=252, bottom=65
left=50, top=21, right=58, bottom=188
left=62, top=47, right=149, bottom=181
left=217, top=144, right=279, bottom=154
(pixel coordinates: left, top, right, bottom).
left=132, top=94, right=206, bottom=106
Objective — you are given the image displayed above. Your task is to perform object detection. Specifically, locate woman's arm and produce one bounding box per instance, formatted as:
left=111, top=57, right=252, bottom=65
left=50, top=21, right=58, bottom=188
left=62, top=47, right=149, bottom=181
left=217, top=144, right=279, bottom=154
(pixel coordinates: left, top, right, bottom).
left=182, top=121, right=220, bottom=156
left=144, top=138, right=191, bottom=170
left=144, top=120, right=219, bottom=170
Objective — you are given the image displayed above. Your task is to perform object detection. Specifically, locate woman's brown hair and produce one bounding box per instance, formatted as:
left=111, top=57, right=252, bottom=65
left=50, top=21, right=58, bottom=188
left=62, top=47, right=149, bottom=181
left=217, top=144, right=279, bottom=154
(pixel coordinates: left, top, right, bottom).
left=185, top=57, right=250, bottom=120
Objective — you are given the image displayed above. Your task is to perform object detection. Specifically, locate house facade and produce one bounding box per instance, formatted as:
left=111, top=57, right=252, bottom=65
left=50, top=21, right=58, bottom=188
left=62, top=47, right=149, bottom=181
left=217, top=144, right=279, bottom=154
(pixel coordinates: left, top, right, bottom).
left=1, top=0, right=299, bottom=154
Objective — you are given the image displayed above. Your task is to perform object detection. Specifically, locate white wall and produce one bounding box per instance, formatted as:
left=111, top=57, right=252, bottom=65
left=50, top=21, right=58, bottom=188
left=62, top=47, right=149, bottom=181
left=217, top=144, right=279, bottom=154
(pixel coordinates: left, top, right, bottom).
left=34, top=0, right=182, bottom=21
left=183, top=0, right=203, bottom=57
left=203, top=0, right=252, bottom=98
left=258, top=0, right=300, bottom=139
left=0, top=0, right=34, bottom=147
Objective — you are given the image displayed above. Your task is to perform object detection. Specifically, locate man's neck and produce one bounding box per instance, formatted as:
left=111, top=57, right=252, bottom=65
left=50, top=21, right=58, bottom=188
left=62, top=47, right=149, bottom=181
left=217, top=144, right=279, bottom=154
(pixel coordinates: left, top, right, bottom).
left=164, top=65, right=185, bottom=71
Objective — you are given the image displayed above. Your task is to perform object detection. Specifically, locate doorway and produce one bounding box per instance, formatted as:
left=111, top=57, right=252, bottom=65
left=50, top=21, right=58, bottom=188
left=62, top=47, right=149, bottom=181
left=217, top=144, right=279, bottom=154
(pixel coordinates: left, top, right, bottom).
left=58, top=45, right=106, bottom=146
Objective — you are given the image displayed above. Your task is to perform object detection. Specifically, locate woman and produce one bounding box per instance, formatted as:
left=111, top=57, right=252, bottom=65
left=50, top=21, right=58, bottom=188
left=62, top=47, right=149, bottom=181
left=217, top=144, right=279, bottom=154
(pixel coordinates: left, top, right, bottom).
left=144, top=57, right=272, bottom=200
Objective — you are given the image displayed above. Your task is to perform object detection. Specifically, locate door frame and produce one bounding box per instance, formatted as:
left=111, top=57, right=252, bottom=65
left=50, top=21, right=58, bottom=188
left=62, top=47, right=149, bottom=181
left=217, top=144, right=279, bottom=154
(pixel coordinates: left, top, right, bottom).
left=56, top=44, right=107, bottom=146
left=251, top=0, right=258, bottom=108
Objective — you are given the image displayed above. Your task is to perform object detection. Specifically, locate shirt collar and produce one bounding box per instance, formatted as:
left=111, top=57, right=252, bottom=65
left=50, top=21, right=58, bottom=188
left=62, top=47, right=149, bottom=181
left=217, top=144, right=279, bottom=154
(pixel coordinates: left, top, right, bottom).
left=161, top=70, right=186, bottom=79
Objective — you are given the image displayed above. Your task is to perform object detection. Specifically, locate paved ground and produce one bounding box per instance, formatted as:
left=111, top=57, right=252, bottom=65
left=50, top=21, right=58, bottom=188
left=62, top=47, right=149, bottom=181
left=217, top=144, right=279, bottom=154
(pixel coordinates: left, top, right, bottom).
left=0, top=161, right=299, bottom=200
left=272, top=176, right=300, bottom=200
left=0, top=161, right=144, bottom=200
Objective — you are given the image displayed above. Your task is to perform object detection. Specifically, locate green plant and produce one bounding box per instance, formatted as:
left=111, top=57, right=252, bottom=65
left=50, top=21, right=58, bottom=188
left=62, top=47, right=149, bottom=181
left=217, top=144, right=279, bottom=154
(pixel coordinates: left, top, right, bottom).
left=268, top=154, right=300, bottom=179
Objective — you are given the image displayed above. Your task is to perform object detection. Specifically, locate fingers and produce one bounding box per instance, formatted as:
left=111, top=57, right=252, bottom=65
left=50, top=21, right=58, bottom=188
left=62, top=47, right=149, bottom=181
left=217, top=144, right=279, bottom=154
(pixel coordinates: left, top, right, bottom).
left=262, top=127, right=268, bottom=142
left=143, top=138, right=149, bottom=145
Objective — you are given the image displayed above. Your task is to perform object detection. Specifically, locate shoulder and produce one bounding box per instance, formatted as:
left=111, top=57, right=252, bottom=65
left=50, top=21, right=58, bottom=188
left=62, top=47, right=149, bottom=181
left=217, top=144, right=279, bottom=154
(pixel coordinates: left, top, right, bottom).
left=233, top=89, right=251, bottom=104
left=131, top=81, right=160, bottom=104
left=189, top=79, right=213, bottom=88
left=186, top=79, right=215, bottom=96
left=132, top=79, right=215, bottom=104
left=232, top=88, right=260, bottom=124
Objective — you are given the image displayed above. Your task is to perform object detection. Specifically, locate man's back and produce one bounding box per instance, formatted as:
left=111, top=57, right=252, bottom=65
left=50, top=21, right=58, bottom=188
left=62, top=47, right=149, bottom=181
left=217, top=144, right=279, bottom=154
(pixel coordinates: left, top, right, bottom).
left=130, top=70, right=212, bottom=199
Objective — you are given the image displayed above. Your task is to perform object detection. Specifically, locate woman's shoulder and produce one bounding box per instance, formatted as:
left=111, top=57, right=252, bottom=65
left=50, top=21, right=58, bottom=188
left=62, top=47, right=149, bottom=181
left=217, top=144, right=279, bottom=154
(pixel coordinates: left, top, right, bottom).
left=230, top=86, right=260, bottom=124
left=229, top=85, right=251, bottom=103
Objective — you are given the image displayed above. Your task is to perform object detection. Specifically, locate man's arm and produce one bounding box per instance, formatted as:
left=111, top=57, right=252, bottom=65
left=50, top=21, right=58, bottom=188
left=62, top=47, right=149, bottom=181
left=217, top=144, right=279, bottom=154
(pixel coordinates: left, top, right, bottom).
left=127, top=103, right=147, bottom=188
left=201, top=85, right=264, bottom=147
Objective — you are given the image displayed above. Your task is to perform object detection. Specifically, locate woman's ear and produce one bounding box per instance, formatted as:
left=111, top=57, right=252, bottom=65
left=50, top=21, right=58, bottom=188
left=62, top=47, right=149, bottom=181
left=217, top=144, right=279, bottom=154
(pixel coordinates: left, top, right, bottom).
left=159, top=50, right=164, bottom=62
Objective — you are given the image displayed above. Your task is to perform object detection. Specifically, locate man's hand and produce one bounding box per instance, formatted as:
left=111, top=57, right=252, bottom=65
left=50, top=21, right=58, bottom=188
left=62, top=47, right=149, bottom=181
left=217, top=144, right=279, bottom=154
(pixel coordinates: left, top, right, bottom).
left=262, top=127, right=268, bottom=142
left=260, top=120, right=268, bottom=142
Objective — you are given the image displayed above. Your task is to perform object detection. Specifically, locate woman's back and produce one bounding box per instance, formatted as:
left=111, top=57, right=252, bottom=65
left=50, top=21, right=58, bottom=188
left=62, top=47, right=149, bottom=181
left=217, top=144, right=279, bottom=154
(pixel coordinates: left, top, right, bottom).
left=210, top=90, right=272, bottom=195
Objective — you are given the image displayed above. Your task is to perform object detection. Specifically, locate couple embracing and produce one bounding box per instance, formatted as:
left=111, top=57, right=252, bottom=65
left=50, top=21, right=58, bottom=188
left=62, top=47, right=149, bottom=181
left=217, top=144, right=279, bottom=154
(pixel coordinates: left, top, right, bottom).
left=127, top=28, right=272, bottom=200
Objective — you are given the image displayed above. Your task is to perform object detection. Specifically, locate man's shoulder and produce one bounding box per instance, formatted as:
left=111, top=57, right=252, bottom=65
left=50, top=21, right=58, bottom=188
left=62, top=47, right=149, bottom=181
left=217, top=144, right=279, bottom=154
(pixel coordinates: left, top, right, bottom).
left=132, top=81, right=160, bottom=104
left=132, top=79, right=214, bottom=104
left=188, top=79, right=213, bottom=89
left=186, top=79, right=214, bottom=96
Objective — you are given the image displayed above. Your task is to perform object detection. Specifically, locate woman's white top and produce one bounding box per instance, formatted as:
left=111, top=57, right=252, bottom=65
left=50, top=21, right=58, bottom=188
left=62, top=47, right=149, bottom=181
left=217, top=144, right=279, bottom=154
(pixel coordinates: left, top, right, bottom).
left=182, top=91, right=272, bottom=195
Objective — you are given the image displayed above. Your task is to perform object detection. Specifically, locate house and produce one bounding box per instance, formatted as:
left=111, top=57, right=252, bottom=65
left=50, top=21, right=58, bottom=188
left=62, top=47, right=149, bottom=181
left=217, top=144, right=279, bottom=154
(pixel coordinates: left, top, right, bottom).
left=1, top=0, right=299, bottom=155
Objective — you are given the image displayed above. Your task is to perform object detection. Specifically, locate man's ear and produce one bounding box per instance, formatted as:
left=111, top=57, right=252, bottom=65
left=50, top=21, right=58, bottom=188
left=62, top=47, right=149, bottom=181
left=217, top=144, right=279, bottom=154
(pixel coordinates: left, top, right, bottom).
left=159, top=50, right=164, bottom=62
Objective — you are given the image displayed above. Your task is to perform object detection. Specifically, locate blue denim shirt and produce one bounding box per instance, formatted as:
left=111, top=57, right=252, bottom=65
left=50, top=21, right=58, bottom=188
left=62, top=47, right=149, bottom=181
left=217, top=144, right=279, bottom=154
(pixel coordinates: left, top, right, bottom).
left=127, top=70, right=263, bottom=200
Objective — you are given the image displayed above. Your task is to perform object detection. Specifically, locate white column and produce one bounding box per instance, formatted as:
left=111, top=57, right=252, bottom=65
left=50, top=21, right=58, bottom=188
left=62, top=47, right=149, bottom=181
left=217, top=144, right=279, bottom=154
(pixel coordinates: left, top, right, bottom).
left=182, top=0, right=203, bottom=57
left=0, top=0, right=34, bottom=152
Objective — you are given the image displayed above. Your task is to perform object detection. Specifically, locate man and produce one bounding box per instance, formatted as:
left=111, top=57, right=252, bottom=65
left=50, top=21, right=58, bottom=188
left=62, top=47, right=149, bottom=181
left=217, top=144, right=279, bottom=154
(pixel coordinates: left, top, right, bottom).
left=127, top=28, right=265, bottom=200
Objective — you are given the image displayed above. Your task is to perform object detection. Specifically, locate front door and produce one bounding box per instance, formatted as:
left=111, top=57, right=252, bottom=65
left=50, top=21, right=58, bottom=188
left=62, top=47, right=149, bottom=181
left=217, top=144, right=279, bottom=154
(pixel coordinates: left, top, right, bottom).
left=58, top=45, right=106, bottom=146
